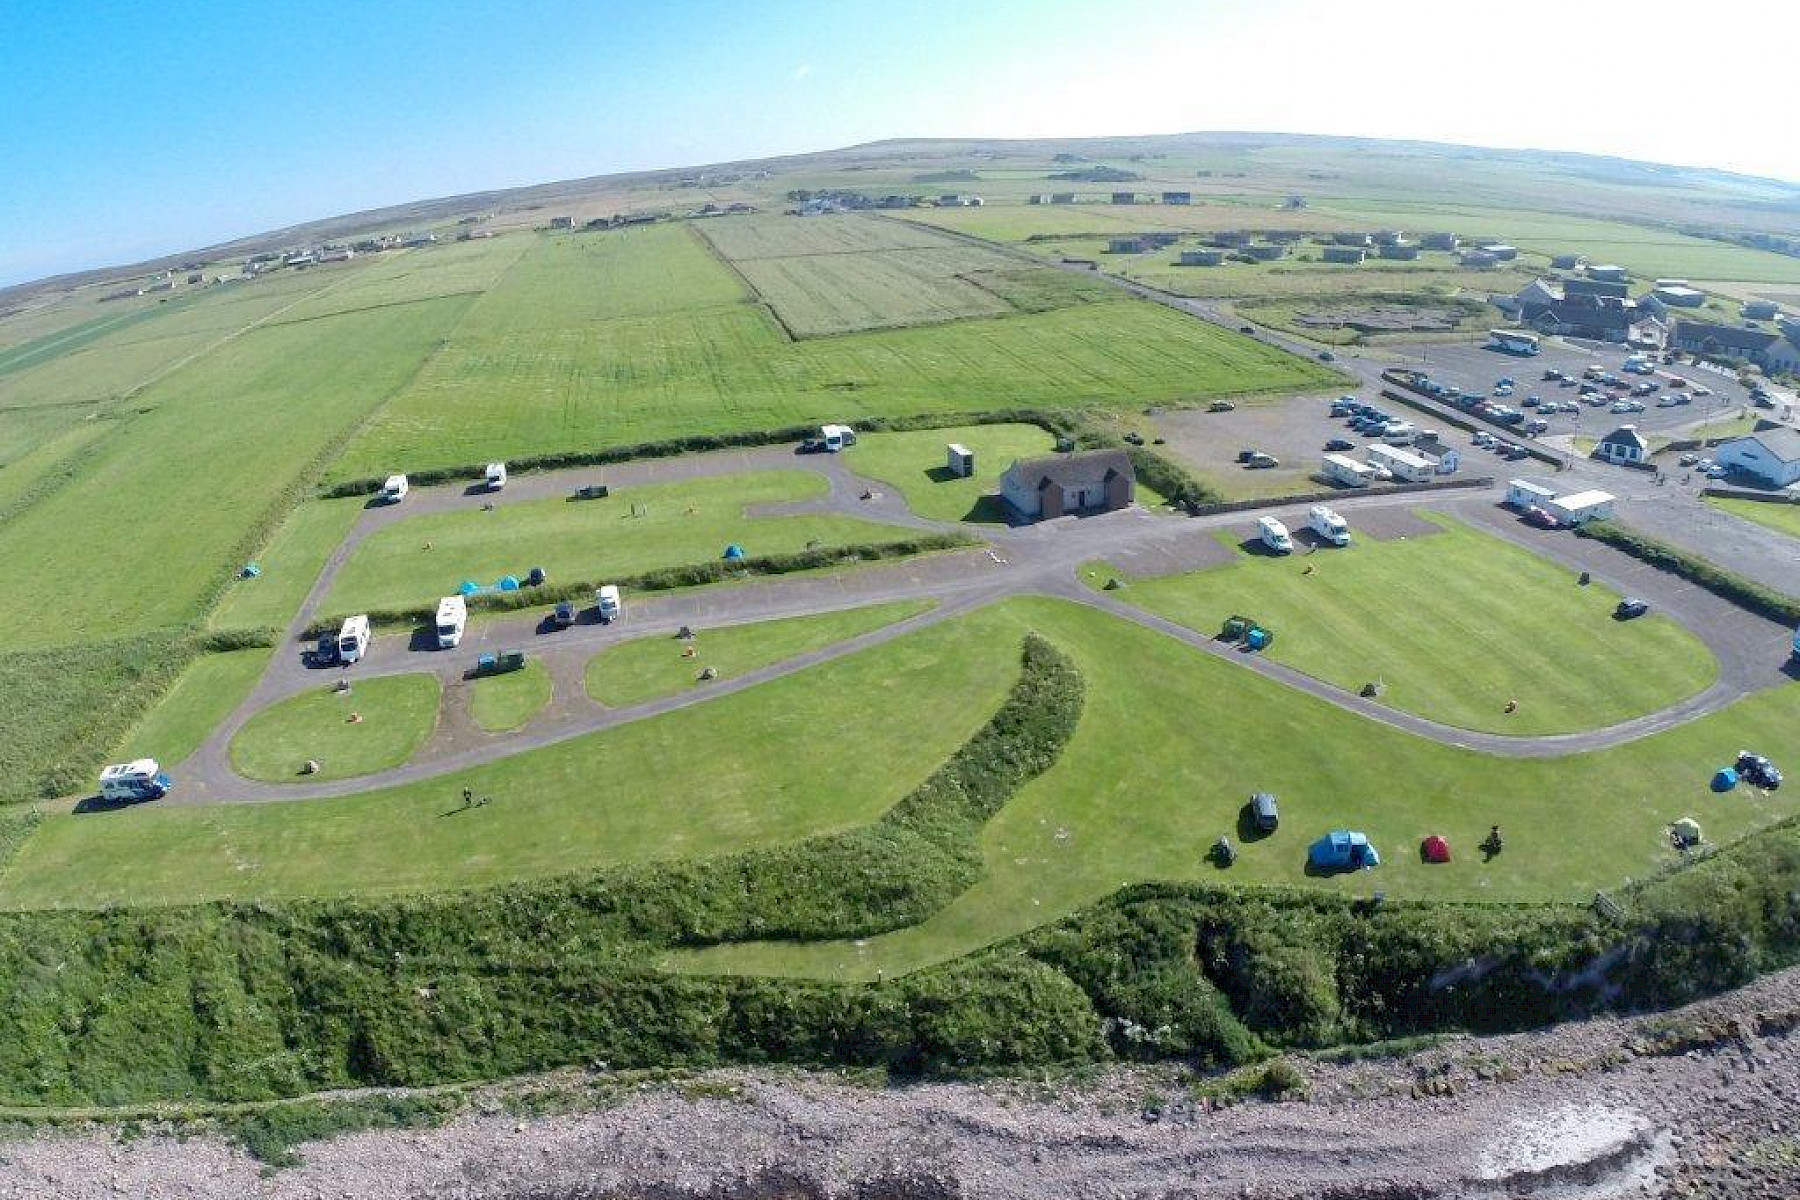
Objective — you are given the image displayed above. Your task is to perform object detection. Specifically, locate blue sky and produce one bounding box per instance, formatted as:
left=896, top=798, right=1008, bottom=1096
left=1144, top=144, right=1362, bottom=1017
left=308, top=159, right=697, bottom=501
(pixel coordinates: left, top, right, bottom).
left=3, top=0, right=1795, bottom=287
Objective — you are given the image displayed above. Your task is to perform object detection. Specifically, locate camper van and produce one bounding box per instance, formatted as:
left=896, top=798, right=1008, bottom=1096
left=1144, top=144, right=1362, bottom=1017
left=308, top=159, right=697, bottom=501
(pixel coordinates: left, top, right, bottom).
left=435, top=595, right=467, bottom=649
left=380, top=474, right=408, bottom=504
left=1308, top=505, right=1351, bottom=547
left=595, top=584, right=622, bottom=622
left=1258, top=516, right=1294, bottom=554
left=337, top=614, right=372, bottom=664
left=484, top=462, right=507, bottom=491
left=819, top=423, right=857, bottom=452
left=98, top=759, right=173, bottom=802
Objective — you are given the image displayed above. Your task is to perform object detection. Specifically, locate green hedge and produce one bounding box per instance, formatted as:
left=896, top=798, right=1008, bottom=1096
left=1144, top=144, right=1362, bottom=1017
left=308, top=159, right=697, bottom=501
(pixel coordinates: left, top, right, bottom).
left=1575, top=520, right=1800, bottom=625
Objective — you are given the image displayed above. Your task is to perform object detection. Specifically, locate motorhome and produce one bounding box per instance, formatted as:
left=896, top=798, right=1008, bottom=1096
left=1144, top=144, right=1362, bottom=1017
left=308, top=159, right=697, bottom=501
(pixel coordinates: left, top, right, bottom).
left=1257, top=516, right=1294, bottom=554
left=485, top=462, right=507, bottom=490
left=595, top=584, right=622, bottom=622
left=1308, top=505, right=1351, bottom=547
left=98, top=759, right=173, bottom=802
left=435, top=595, right=467, bottom=649
left=380, top=474, right=408, bottom=503
left=819, top=423, right=857, bottom=452
left=337, top=614, right=372, bottom=664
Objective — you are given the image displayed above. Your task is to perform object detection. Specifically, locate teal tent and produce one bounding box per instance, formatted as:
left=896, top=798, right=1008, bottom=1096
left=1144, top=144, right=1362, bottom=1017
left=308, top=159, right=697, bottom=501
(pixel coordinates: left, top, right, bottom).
left=723, top=544, right=746, bottom=560
left=1308, top=830, right=1380, bottom=871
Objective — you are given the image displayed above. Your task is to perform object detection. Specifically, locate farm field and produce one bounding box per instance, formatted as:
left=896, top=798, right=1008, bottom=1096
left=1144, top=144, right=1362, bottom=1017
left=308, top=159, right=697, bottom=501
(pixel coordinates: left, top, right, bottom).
left=1708, top=496, right=1800, bottom=540
left=112, top=648, right=272, bottom=769
left=1109, top=514, right=1718, bottom=735
left=675, top=595, right=1789, bottom=981
left=208, top=498, right=365, bottom=631
left=263, top=236, right=530, bottom=324
left=229, top=673, right=443, bottom=783
left=0, top=294, right=475, bottom=648
left=900, top=201, right=1353, bottom=243
left=329, top=226, right=1336, bottom=480
left=0, top=612, right=1019, bottom=906
left=468, top=659, right=553, bottom=732
left=844, top=423, right=1058, bottom=521
left=585, top=599, right=933, bottom=707
left=321, top=470, right=924, bottom=616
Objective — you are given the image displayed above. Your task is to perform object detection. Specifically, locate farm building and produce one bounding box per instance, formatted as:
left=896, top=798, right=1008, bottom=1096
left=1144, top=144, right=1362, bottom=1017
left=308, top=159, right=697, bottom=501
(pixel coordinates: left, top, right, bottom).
left=1179, top=248, right=1225, bottom=266
left=549, top=216, right=574, bottom=230
left=1594, top=425, right=1648, bottom=466
left=1111, top=192, right=1137, bottom=205
left=1161, top=191, right=1192, bottom=204
left=1586, top=264, right=1628, bottom=283
left=1671, top=320, right=1800, bottom=372
left=937, top=194, right=982, bottom=207
left=1481, top=244, right=1520, bottom=261
left=1322, top=246, right=1367, bottom=264
left=1545, top=489, right=1616, bottom=525
left=1366, top=444, right=1435, bottom=483
left=1421, top=232, right=1460, bottom=250
left=1321, top=453, right=1376, bottom=487
left=1715, top=428, right=1800, bottom=488
left=317, top=246, right=353, bottom=263
left=1028, top=194, right=1046, bottom=204
left=1331, top=232, right=1373, bottom=246
left=1214, top=230, right=1253, bottom=248
left=1372, top=230, right=1405, bottom=246
left=1108, top=237, right=1148, bottom=254
left=1565, top=278, right=1630, bottom=301
left=1506, top=478, right=1558, bottom=509
left=1246, top=243, right=1288, bottom=261
left=1143, top=231, right=1181, bottom=249
left=1460, top=249, right=1500, bottom=268
left=1000, top=450, right=1135, bottom=520
left=1378, top=243, right=1420, bottom=260
left=1654, top=285, right=1705, bottom=307
left=1744, top=299, right=1780, bottom=321
left=1550, top=253, right=1586, bottom=270
left=1050, top=192, right=1076, bottom=204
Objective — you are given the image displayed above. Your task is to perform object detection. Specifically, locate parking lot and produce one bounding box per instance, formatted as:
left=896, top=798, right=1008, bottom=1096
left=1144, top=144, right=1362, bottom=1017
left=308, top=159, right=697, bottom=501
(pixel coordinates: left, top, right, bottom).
left=1149, top=388, right=1370, bottom=498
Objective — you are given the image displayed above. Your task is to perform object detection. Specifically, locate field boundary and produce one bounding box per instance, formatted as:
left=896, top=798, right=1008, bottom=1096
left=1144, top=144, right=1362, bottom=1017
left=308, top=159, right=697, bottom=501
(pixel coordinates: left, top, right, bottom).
left=1575, top=519, right=1800, bottom=624
left=684, top=222, right=799, bottom=342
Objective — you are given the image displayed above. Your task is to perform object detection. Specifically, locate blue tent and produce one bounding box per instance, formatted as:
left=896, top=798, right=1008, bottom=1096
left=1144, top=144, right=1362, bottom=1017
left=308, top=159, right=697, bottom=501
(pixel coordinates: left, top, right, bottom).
left=723, top=544, right=746, bottom=560
left=1308, top=830, right=1380, bottom=871
left=498, top=575, right=521, bottom=591
left=1712, top=767, right=1739, bottom=792
left=459, top=580, right=481, bottom=595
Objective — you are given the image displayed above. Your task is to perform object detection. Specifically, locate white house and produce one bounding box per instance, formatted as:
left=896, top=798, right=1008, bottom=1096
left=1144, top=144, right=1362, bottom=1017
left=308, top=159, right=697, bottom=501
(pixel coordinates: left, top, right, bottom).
left=1715, top=428, right=1800, bottom=488
left=1595, top=424, right=1649, bottom=466
left=1412, top=434, right=1461, bottom=474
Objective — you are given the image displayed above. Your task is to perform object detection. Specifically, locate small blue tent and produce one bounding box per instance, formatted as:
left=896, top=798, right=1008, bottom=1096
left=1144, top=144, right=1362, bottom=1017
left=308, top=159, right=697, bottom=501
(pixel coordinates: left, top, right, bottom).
left=1309, top=830, right=1380, bottom=871
left=1712, top=767, right=1739, bottom=792
left=498, top=575, right=521, bottom=592
left=723, top=544, right=746, bottom=560
left=459, top=580, right=481, bottom=596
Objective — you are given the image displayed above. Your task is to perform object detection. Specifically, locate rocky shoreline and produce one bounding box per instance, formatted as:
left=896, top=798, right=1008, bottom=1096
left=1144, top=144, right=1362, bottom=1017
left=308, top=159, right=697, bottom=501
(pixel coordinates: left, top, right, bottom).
left=2, top=966, right=1797, bottom=1199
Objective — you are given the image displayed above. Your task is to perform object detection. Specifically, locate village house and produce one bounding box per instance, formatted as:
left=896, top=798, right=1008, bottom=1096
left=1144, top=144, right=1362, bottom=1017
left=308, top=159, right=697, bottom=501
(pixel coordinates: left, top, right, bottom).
left=1000, top=450, right=1136, bottom=520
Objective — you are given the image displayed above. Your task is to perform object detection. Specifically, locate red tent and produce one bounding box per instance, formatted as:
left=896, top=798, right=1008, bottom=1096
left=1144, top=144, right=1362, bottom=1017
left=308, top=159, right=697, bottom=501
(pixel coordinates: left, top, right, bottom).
left=1422, top=835, right=1452, bottom=864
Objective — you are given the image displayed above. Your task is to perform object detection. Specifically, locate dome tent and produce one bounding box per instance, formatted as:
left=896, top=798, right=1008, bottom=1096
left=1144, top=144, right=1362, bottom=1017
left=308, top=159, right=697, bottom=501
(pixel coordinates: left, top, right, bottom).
left=1421, top=834, right=1451, bottom=864
left=1712, top=767, right=1739, bottom=792
left=723, top=544, right=746, bottom=560
left=1308, top=830, right=1379, bottom=871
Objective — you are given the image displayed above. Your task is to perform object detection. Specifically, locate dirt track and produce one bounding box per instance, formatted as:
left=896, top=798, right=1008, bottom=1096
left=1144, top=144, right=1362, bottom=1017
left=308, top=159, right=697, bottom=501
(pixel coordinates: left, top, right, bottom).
left=4, top=963, right=1797, bottom=1199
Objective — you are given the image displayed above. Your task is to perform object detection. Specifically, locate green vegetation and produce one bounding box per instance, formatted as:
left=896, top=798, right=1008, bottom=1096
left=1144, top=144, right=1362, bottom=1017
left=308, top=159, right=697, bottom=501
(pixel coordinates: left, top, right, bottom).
left=1576, top=519, right=1800, bottom=625
left=586, top=599, right=934, bottom=707
left=467, top=660, right=552, bottom=733
left=844, top=423, right=1056, bottom=520
left=331, top=227, right=1334, bottom=479
left=229, top=674, right=442, bottom=783
left=1113, top=514, right=1717, bottom=734
left=209, top=498, right=364, bottom=631
left=1708, top=496, right=1800, bottom=543
left=8, top=613, right=1018, bottom=905
left=113, top=648, right=271, bottom=767
left=322, top=470, right=926, bottom=615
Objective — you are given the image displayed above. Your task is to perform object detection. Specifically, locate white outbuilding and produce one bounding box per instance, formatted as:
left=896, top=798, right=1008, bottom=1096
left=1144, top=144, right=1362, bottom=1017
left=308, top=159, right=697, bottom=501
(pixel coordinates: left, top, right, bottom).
left=1506, top=478, right=1558, bottom=509
left=1545, top=489, right=1616, bottom=526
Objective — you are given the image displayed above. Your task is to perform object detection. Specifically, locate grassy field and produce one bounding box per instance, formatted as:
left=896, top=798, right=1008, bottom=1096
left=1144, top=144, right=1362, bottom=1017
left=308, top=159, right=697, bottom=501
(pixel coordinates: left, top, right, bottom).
left=112, top=648, right=272, bottom=768
left=0, top=295, right=474, bottom=647
left=675, top=595, right=1789, bottom=980
left=585, top=599, right=934, bottom=707
left=209, top=498, right=365, bottom=631
left=229, top=673, right=442, bottom=783
left=467, top=659, right=552, bottom=732
left=1107, top=514, right=1717, bottom=734
left=1, top=613, right=1019, bottom=905
left=843, top=423, right=1057, bottom=521
left=1708, top=496, right=1800, bottom=540
left=321, top=470, right=923, bottom=615
left=329, top=227, right=1335, bottom=480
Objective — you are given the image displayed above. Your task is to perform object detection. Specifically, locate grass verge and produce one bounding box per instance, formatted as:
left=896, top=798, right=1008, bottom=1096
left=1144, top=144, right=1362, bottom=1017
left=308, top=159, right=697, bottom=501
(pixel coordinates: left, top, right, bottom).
left=230, top=674, right=442, bottom=783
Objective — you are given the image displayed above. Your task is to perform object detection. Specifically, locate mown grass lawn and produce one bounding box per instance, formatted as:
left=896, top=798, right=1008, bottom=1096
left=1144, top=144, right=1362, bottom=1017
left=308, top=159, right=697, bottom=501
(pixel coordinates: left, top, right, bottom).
left=113, top=648, right=271, bottom=768
left=321, top=470, right=920, bottom=615
left=230, top=674, right=442, bottom=783
left=1709, top=496, right=1800, bottom=541
left=209, top=498, right=365, bottom=631
left=675, top=595, right=1795, bottom=981
left=844, top=424, right=1057, bottom=521
left=586, top=599, right=934, bottom=707
left=1111, top=514, right=1718, bottom=734
left=3, top=613, right=1019, bottom=906
left=468, top=660, right=552, bottom=732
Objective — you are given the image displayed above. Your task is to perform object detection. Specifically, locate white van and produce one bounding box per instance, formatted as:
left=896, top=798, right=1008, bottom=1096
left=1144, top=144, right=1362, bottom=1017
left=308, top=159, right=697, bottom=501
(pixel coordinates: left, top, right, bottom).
left=820, top=423, right=857, bottom=452
left=1308, top=504, right=1350, bottom=547
left=595, top=584, right=621, bottom=622
left=435, top=595, right=467, bottom=649
left=485, top=461, right=507, bottom=490
left=337, top=614, right=372, bottom=664
left=98, top=759, right=172, bottom=802
left=380, top=474, right=408, bottom=503
left=1258, top=516, right=1293, bottom=554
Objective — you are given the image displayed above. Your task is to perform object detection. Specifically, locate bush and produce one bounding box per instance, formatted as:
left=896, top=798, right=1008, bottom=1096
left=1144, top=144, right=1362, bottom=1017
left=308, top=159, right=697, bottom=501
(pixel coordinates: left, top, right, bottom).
left=1575, top=521, right=1800, bottom=625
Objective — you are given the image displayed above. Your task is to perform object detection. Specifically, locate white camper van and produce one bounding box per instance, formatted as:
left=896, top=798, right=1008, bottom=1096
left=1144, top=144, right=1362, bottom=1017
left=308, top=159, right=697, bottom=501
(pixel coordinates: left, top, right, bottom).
left=1308, top=504, right=1351, bottom=547
left=485, top=462, right=507, bottom=491
left=380, top=474, right=408, bottom=503
left=98, top=759, right=173, bottom=802
left=1257, top=516, right=1294, bottom=554
left=337, top=614, right=372, bottom=664
left=435, top=595, right=467, bottom=649
left=595, top=584, right=622, bottom=622
left=819, top=423, right=857, bottom=452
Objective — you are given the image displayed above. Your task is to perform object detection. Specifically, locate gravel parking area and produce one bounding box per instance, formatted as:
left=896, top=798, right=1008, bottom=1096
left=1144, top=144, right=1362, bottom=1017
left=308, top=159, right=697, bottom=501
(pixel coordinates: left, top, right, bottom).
left=1149, top=389, right=1366, bottom=500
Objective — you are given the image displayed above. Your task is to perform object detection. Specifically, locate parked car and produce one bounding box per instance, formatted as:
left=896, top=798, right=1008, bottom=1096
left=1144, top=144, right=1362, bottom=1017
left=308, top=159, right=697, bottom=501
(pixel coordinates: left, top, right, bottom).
left=1615, top=598, right=1649, bottom=619
left=311, top=632, right=338, bottom=666
left=1238, top=325, right=1256, bottom=334
left=1704, top=463, right=1730, bottom=478
left=1524, top=418, right=1549, bottom=435
left=552, top=600, right=576, bottom=628
left=1692, top=384, right=1712, bottom=397
left=1524, top=506, right=1561, bottom=529
left=1738, top=752, right=1783, bottom=790
left=1472, top=431, right=1497, bottom=448
left=1324, top=438, right=1356, bottom=452
left=1234, top=448, right=1260, bottom=463
left=1678, top=452, right=1700, bottom=467
left=1543, top=368, right=1564, bottom=382
left=1246, top=452, right=1280, bottom=468
left=1209, top=400, right=1236, bottom=412
left=1249, top=792, right=1279, bottom=834
left=1318, top=350, right=1336, bottom=362
left=1330, top=396, right=1357, bottom=416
